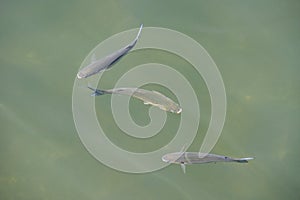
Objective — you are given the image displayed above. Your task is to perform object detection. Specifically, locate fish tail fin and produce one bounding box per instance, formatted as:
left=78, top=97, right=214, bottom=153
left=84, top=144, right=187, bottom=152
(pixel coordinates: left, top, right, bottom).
left=124, top=24, right=143, bottom=50
left=87, top=84, right=107, bottom=96
left=135, top=24, right=143, bottom=40
left=235, top=157, right=254, bottom=163
left=129, top=24, right=143, bottom=47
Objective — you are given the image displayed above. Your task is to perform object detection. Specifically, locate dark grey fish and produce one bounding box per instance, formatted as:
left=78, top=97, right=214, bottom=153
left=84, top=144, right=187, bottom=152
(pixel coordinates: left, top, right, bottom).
left=162, top=152, right=254, bottom=173
left=88, top=86, right=182, bottom=114
left=77, top=24, right=143, bottom=79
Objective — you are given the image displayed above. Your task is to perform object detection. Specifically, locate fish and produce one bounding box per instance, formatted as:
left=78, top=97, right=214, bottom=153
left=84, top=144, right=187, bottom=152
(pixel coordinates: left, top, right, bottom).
left=77, top=24, right=143, bottom=79
left=162, top=151, right=254, bottom=173
left=88, top=86, right=182, bottom=114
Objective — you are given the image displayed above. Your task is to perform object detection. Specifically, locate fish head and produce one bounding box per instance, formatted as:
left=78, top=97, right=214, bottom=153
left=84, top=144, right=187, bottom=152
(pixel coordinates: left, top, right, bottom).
left=162, top=154, right=172, bottom=163
left=170, top=106, right=182, bottom=114
left=175, top=107, right=182, bottom=114
left=77, top=71, right=87, bottom=79
left=162, top=152, right=185, bottom=164
left=77, top=63, right=97, bottom=79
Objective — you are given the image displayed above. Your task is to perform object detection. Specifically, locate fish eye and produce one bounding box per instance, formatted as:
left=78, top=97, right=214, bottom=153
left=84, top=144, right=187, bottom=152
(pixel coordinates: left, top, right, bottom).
left=225, top=156, right=228, bottom=159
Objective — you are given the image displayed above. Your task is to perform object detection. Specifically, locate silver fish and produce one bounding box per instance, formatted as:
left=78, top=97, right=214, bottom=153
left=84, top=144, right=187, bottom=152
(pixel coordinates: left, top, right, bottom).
left=162, top=152, right=254, bottom=173
left=88, top=86, right=182, bottom=114
left=77, top=24, right=143, bottom=79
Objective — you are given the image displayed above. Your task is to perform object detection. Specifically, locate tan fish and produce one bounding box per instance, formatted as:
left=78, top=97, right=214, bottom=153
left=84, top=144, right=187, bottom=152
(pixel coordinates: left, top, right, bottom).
left=88, top=86, right=182, bottom=114
left=77, top=24, right=143, bottom=79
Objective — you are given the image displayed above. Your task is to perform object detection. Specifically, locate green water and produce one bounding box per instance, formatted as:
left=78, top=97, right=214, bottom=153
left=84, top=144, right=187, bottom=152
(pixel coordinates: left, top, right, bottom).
left=1, top=0, right=300, bottom=199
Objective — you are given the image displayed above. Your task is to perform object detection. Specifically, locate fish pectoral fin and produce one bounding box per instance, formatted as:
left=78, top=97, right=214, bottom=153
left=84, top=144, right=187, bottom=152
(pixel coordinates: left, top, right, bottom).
left=180, top=163, right=186, bottom=174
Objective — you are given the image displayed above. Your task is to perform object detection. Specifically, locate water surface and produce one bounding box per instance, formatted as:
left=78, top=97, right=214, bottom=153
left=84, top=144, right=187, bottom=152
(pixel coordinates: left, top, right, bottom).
left=1, top=0, right=299, bottom=199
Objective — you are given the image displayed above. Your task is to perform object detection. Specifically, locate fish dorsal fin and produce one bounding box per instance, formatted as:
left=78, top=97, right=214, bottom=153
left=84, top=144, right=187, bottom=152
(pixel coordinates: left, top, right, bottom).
left=180, top=144, right=188, bottom=153
left=180, top=163, right=186, bottom=174
left=91, top=53, right=97, bottom=63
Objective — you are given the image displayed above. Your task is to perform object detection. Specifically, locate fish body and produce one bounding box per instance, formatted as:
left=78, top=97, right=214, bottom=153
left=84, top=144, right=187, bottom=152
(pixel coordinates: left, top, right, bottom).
left=77, top=24, right=143, bottom=79
left=162, top=152, right=254, bottom=173
left=88, top=87, right=182, bottom=114
left=162, top=152, right=253, bottom=164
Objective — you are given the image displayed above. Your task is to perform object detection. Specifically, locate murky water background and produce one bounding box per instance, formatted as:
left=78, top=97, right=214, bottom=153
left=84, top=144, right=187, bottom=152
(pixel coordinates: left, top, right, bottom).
left=1, top=0, right=299, bottom=199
